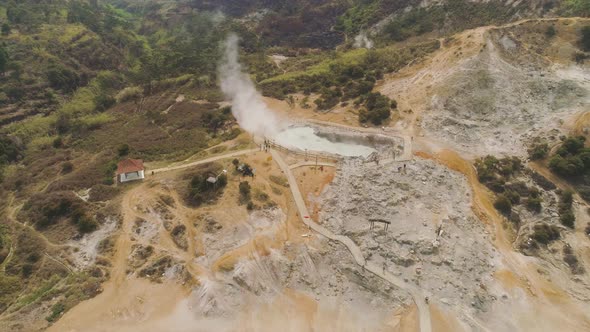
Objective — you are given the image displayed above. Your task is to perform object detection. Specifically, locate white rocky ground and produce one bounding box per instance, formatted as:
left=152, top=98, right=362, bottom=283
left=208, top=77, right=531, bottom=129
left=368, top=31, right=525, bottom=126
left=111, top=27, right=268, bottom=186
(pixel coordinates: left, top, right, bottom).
left=187, top=208, right=410, bottom=330
left=422, top=31, right=590, bottom=157
left=319, top=158, right=505, bottom=324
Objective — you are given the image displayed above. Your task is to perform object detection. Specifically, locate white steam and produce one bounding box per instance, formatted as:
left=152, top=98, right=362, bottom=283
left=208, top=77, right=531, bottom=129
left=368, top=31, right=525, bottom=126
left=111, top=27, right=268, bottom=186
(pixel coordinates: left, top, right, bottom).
left=219, top=34, right=283, bottom=137
left=353, top=31, right=373, bottom=49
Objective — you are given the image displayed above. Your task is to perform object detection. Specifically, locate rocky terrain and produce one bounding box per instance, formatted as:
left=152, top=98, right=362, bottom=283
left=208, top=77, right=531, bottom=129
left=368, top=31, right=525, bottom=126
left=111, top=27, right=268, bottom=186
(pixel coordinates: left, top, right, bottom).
left=319, top=158, right=502, bottom=327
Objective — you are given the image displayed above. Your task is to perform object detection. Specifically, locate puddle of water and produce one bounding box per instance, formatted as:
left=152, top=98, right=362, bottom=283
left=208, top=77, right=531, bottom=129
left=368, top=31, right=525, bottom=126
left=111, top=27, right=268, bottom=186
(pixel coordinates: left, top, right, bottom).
left=272, top=127, right=376, bottom=157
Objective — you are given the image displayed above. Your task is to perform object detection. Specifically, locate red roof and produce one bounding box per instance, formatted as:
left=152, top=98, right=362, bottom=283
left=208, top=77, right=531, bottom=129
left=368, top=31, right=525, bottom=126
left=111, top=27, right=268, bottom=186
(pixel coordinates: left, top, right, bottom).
left=117, top=159, right=144, bottom=175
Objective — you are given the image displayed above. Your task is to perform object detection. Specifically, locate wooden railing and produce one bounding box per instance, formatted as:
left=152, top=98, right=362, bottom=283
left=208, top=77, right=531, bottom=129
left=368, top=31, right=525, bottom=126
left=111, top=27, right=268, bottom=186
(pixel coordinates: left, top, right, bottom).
left=262, top=139, right=340, bottom=164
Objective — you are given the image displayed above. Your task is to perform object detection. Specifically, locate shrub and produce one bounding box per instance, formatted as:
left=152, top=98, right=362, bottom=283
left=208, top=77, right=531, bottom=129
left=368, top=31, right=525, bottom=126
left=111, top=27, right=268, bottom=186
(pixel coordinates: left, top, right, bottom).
left=580, top=26, right=590, bottom=52
left=526, top=197, right=542, bottom=213
left=558, top=190, right=575, bottom=228
left=115, top=86, right=143, bottom=104
left=549, top=155, right=585, bottom=177
left=359, top=92, right=394, bottom=125
left=246, top=201, right=256, bottom=210
left=532, top=223, right=560, bottom=245
left=188, top=171, right=227, bottom=206
left=239, top=181, right=251, bottom=198
left=61, top=162, right=74, bottom=174
left=505, top=190, right=521, bottom=204
left=529, top=143, right=548, bottom=160
left=52, top=137, right=64, bottom=149
left=494, top=195, right=512, bottom=215
left=94, top=94, right=116, bottom=112
left=545, top=26, right=556, bottom=38
left=46, top=65, right=80, bottom=92
left=560, top=211, right=575, bottom=228
left=46, top=302, right=65, bottom=322
left=117, top=144, right=130, bottom=157
left=1, top=23, right=10, bottom=36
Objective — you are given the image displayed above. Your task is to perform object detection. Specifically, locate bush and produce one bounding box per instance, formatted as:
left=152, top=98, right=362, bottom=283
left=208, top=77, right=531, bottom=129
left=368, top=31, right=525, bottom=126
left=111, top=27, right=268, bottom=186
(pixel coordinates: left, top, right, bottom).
left=115, top=86, right=143, bottom=104
left=46, top=302, right=65, bottom=322
left=94, top=94, right=116, bottom=112
left=528, top=143, right=548, bottom=160
left=580, top=26, right=590, bottom=52
left=545, top=26, right=557, bottom=38
left=526, top=197, right=542, bottom=213
left=494, top=195, right=512, bottom=215
left=560, top=211, right=576, bottom=228
left=188, top=171, right=227, bottom=206
left=46, top=65, right=80, bottom=92
left=532, top=223, right=560, bottom=245
left=52, top=137, right=64, bottom=149
left=359, top=92, right=394, bottom=125
left=117, top=144, right=130, bottom=157
left=61, top=162, right=74, bottom=174
left=549, top=155, right=585, bottom=177
left=505, top=190, right=521, bottom=205
left=239, top=181, right=251, bottom=198
left=558, top=190, right=575, bottom=228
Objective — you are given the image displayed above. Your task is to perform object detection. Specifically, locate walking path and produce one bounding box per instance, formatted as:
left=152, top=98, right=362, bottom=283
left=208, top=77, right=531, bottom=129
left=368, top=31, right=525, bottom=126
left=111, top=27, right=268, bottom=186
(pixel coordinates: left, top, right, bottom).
left=270, top=149, right=431, bottom=332
left=150, top=148, right=259, bottom=174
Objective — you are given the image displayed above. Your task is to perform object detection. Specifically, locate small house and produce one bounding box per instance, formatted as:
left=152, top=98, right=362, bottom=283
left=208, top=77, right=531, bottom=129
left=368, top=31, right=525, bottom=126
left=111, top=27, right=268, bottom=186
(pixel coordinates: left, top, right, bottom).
left=117, top=159, right=145, bottom=183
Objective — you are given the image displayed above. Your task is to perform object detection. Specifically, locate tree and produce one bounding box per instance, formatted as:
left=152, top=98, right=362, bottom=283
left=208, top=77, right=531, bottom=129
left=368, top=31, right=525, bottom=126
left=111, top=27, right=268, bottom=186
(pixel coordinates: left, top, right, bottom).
left=493, top=194, right=512, bottom=215
left=0, top=46, right=7, bottom=74
left=580, top=26, right=590, bottom=52
left=545, top=26, right=556, bottom=38
left=1, top=24, right=10, bottom=36
left=117, top=144, right=130, bottom=157
left=239, top=181, right=251, bottom=198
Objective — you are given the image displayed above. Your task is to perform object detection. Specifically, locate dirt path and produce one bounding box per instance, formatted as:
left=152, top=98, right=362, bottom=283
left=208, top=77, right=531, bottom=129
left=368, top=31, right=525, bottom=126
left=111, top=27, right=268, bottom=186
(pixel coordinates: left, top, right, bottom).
left=150, top=148, right=259, bottom=174
left=270, top=149, right=432, bottom=332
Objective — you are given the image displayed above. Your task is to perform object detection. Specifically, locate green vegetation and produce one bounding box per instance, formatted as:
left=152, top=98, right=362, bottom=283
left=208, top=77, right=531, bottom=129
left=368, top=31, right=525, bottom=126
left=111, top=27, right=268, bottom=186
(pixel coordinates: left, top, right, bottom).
left=260, top=42, right=433, bottom=124
left=548, top=136, right=590, bottom=177
left=23, top=191, right=97, bottom=233
left=544, top=136, right=590, bottom=202
left=46, top=302, right=65, bottom=322
left=358, top=92, right=397, bottom=125
left=239, top=181, right=251, bottom=204
left=528, top=142, right=549, bottom=160
left=493, top=194, right=512, bottom=215
left=379, top=0, right=523, bottom=44
left=532, top=223, right=561, bottom=245
left=545, top=25, right=557, bottom=38
left=187, top=164, right=228, bottom=207
left=558, top=190, right=576, bottom=228
left=335, top=2, right=380, bottom=36
left=580, top=26, right=590, bottom=52
left=475, top=155, right=545, bottom=217
left=562, top=0, right=590, bottom=16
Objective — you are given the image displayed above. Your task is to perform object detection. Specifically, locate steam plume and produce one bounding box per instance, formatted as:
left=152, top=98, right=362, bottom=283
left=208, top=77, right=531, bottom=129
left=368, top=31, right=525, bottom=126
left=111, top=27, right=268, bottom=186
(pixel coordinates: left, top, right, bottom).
left=353, top=31, right=373, bottom=49
left=219, top=34, right=283, bottom=137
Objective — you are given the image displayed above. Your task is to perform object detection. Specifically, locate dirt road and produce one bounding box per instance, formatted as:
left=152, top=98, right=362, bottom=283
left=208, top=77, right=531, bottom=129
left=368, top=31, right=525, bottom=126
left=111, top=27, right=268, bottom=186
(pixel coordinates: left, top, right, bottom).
left=150, top=148, right=259, bottom=174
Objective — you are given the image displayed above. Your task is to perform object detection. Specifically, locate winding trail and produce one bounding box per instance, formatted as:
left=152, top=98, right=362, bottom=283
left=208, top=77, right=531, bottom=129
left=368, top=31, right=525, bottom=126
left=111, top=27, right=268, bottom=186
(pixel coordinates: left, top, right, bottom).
left=270, top=149, right=432, bottom=332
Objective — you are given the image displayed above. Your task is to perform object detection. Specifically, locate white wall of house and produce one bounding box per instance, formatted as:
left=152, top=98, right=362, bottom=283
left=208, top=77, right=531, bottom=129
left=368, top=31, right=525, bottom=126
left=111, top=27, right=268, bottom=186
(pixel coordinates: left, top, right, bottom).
left=119, top=170, right=145, bottom=183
